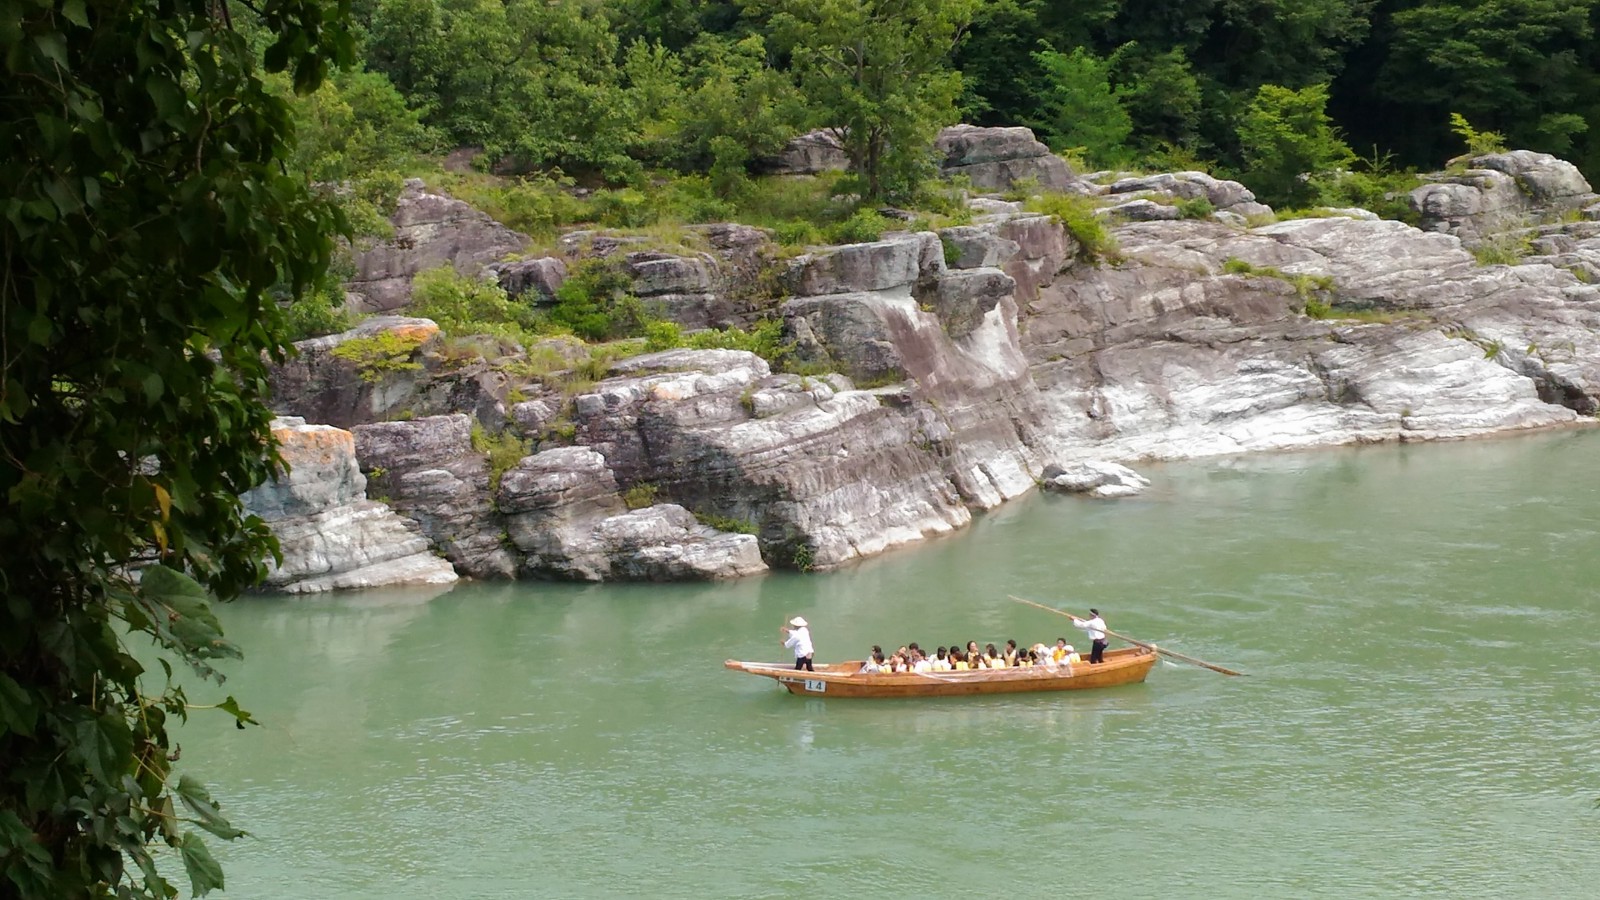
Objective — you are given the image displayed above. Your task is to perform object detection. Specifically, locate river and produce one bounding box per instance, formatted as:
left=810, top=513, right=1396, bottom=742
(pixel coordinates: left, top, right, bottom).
left=177, top=428, right=1600, bottom=898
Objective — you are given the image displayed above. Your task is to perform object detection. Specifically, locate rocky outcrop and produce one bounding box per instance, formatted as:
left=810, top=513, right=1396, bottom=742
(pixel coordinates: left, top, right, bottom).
left=1022, top=215, right=1600, bottom=463
left=351, top=415, right=515, bottom=579
left=1102, top=171, right=1272, bottom=222
left=756, top=129, right=849, bottom=175
left=259, top=145, right=1600, bottom=590
left=268, top=317, right=513, bottom=430
left=346, top=179, right=528, bottom=313
left=497, top=445, right=767, bottom=580
left=559, top=223, right=782, bottom=329
left=243, top=418, right=458, bottom=593
left=487, top=256, right=566, bottom=301
left=935, top=125, right=1076, bottom=193
left=1408, top=151, right=1599, bottom=244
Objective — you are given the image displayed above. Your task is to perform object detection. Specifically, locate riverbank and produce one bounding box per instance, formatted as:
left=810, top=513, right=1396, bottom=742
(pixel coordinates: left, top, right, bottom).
left=251, top=127, right=1600, bottom=591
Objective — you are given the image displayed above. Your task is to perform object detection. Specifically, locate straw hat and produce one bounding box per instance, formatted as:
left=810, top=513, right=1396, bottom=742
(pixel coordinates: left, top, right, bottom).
left=789, top=616, right=808, bottom=628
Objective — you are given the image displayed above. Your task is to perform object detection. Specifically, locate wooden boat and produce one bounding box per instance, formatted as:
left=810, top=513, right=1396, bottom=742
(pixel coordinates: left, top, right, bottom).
left=724, top=646, right=1158, bottom=699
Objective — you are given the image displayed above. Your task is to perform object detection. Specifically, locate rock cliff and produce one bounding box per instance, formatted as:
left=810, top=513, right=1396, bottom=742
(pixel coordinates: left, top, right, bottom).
left=261, top=127, right=1600, bottom=588
left=243, top=418, right=459, bottom=592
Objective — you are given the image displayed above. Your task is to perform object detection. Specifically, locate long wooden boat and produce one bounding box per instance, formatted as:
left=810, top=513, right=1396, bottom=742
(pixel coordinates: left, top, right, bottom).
left=724, top=646, right=1158, bottom=699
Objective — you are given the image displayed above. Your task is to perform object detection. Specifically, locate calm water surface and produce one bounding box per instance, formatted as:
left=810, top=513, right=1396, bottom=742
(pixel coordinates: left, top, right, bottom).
left=179, top=430, right=1600, bottom=898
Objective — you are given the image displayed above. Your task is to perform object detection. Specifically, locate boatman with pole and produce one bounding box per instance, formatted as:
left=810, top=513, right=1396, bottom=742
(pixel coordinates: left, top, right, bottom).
left=1071, top=609, right=1108, bottom=664
left=782, top=617, right=814, bottom=671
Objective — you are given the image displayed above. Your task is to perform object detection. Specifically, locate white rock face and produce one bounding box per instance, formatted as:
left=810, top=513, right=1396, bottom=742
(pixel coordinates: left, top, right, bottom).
left=243, top=418, right=458, bottom=593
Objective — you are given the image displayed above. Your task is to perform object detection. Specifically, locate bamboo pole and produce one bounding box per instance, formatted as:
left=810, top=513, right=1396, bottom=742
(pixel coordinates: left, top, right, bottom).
left=1008, top=595, right=1246, bottom=677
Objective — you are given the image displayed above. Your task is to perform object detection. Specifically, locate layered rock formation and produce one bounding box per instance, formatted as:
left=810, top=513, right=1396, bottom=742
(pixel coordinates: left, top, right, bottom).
left=351, top=414, right=516, bottom=579
left=260, top=127, right=1600, bottom=589
left=243, top=418, right=458, bottom=593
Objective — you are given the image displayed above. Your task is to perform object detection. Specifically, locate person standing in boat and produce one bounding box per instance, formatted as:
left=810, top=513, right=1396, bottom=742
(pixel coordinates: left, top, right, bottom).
left=782, top=617, right=814, bottom=671
left=1072, top=609, right=1108, bottom=664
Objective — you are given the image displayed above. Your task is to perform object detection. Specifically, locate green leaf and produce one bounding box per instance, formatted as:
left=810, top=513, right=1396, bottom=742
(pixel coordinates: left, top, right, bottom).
left=61, top=0, right=88, bottom=28
left=0, top=673, right=39, bottom=736
left=216, top=695, right=260, bottom=729
left=180, top=832, right=226, bottom=896
left=176, top=775, right=247, bottom=841
left=72, top=712, right=133, bottom=787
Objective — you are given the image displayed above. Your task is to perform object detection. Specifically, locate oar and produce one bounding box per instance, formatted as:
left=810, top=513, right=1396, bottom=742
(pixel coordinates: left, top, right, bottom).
left=1008, top=595, right=1247, bottom=677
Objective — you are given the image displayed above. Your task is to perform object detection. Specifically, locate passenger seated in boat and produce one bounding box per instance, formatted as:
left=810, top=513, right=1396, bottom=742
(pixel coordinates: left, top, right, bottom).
left=1031, top=643, right=1054, bottom=666
left=1052, top=638, right=1071, bottom=664
left=972, top=637, right=998, bottom=666
left=889, top=653, right=910, bottom=673
left=1063, top=644, right=1082, bottom=665
left=911, top=649, right=933, bottom=673
left=1003, top=640, right=1019, bottom=666
left=932, top=647, right=952, bottom=671
left=860, top=649, right=886, bottom=673
left=951, top=650, right=970, bottom=671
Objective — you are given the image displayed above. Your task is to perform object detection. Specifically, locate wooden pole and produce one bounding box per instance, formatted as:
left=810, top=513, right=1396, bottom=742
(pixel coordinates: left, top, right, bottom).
left=1008, top=595, right=1246, bottom=677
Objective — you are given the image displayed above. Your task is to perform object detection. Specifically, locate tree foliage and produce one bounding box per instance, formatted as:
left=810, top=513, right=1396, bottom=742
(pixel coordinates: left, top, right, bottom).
left=0, top=0, right=351, bottom=895
left=1237, top=82, right=1357, bottom=206
left=750, top=0, right=979, bottom=200
left=1029, top=46, right=1133, bottom=166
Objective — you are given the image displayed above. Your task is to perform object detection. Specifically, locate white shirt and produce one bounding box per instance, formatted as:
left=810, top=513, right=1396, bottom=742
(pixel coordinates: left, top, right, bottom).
left=783, top=627, right=813, bottom=658
left=1073, top=615, right=1106, bottom=642
left=912, top=658, right=932, bottom=673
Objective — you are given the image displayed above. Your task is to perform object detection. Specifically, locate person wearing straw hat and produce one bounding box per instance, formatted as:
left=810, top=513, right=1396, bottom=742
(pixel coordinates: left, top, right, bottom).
left=1071, top=608, right=1108, bottom=664
left=781, top=617, right=814, bottom=671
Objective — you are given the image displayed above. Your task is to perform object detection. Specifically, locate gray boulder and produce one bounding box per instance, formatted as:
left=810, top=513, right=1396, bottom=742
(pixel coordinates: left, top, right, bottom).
left=1041, top=461, right=1151, bottom=498
left=1408, top=151, right=1598, bottom=244
left=756, top=129, right=849, bottom=175
left=496, top=445, right=766, bottom=580
left=345, top=179, right=528, bottom=313
left=788, top=232, right=945, bottom=297
left=488, top=256, right=566, bottom=301
left=936, top=125, right=1076, bottom=193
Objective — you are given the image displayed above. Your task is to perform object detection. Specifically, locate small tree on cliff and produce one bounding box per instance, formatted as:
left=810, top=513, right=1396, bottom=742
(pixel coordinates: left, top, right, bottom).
left=0, top=1, right=351, bottom=896
left=749, top=0, right=979, bottom=201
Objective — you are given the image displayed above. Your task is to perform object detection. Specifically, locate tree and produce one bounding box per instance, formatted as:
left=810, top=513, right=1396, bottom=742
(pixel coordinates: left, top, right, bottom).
left=1029, top=46, right=1134, bottom=166
left=750, top=0, right=980, bottom=200
left=0, top=1, right=351, bottom=896
left=1237, top=82, right=1356, bottom=206
left=1377, top=0, right=1592, bottom=157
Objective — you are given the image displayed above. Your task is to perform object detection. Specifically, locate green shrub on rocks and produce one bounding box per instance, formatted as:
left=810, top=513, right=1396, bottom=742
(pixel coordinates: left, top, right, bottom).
left=622, top=483, right=660, bottom=509
left=827, top=208, right=896, bottom=244
left=471, top=424, right=531, bottom=493
left=410, top=265, right=541, bottom=344
left=1024, top=192, right=1119, bottom=263
left=332, top=331, right=427, bottom=382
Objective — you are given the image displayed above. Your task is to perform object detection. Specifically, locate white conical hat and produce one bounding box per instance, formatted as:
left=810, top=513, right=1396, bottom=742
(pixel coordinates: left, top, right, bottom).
left=789, top=616, right=808, bottom=627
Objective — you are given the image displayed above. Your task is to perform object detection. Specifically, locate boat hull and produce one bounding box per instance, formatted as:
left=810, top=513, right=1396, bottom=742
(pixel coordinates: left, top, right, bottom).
left=724, top=646, right=1157, bottom=699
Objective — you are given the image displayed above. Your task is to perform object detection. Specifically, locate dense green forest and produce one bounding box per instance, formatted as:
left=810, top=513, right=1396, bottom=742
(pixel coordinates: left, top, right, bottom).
left=288, top=0, right=1600, bottom=205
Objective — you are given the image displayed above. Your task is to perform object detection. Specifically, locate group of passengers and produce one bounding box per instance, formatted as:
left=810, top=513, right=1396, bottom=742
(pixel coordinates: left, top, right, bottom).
left=859, top=638, right=1082, bottom=674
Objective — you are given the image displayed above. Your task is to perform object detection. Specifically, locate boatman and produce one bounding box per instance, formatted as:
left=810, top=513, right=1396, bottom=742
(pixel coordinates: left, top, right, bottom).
left=782, top=616, right=814, bottom=671
left=1071, top=608, right=1108, bottom=664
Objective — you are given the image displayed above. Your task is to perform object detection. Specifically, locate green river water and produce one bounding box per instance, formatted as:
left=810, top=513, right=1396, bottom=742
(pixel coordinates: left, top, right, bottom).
left=179, top=429, right=1600, bottom=898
